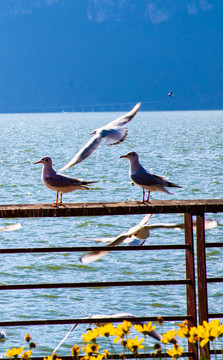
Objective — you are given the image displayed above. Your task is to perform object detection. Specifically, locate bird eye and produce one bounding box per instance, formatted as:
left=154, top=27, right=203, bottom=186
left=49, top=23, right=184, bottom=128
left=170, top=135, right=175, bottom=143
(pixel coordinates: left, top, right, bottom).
left=46, top=158, right=48, bottom=162
left=132, top=153, right=135, bottom=157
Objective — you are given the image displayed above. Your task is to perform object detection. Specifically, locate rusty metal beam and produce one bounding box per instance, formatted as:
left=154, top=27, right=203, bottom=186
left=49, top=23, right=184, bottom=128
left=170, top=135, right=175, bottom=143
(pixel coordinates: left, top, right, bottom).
left=0, top=199, right=222, bottom=218
left=0, top=279, right=190, bottom=291
left=0, top=244, right=189, bottom=254
left=185, top=213, right=197, bottom=360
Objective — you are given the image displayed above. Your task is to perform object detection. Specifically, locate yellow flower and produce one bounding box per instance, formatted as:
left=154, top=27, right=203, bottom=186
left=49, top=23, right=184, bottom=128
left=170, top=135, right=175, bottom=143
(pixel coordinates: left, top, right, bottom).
left=113, top=321, right=131, bottom=343
left=120, top=339, right=128, bottom=349
left=119, top=353, right=126, bottom=360
left=71, top=345, right=80, bottom=359
left=82, top=343, right=100, bottom=356
left=29, top=342, right=36, bottom=350
left=188, top=327, right=199, bottom=344
left=82, top=328, right=100, bottom=342
left=82, top=355, right=103, bottom=360
left=43, top=355, right=62, bottom=360
left=103, top=349, right=110, bottom=359
left=119, top=320, right=132, bottom=334
left=161, top=329, right=177, bottom=344
left=126, top=336, right=144, bottom=354
left=24, top=334, right=32, bottom=343
left=99, top=323, right=115, bottom=337
left=5, top=347, right=25, bottom=358
left=157, top=316, right=164, bottom=326
left=177, top=321, right=189, bottom=338
left=177, top=320, right=188, bottom=328
left=167, top=344, right=183, bottom=359
left=134, top=322, right=156, bottom=336
left=21, top=351, right=32, bottom=360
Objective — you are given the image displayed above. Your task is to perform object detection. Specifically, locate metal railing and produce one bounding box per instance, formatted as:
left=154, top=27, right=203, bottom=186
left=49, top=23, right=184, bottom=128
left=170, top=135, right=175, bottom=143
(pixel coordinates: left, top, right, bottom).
left=0, top=200, right=222, bottom=359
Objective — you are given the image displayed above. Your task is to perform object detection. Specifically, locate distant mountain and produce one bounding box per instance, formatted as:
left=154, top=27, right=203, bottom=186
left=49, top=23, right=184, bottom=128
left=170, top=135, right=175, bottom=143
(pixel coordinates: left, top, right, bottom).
left=0, top=0, right=222, bottom=112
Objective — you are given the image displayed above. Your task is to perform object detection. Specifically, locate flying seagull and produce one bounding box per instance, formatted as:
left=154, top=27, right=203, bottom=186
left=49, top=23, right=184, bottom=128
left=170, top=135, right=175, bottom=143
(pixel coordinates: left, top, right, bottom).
left=80, top=214, right=152, bottom=264
left=59, top=102, right=141, bottom=171
left=35, top=156, right=97, bottom=206
left=53, top=312, right=161, bottom=353
left=120, top=152, right=182, bottom=202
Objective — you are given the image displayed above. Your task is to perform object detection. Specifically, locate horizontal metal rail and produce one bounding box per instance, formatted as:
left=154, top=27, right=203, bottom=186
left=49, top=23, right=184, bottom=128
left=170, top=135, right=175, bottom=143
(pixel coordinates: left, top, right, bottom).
left=0, top=199, right=222, bottom=218
left=0, top=279, right=191, bottom=291
left=0, top=315, right=194, bottom=327
left=0, top=244, right=190, bottom=254
left=9, top=352, right=194, bottom=360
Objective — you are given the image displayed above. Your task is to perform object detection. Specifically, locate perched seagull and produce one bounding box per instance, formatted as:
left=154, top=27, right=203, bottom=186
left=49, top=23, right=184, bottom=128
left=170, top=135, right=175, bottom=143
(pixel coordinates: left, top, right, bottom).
left=59, top=102, right=141, bottom=171
left=35, top=156, right=97, bottom=206
left=120, top=152, right=182, bottom=202
left=80, top=214, right=152, bottom=264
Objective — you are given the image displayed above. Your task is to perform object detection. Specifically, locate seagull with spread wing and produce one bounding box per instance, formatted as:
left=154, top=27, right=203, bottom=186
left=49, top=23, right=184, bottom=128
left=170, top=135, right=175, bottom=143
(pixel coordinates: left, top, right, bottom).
left=80, top=214, right=152, bottom=264
left=60, top=102, right=141, bottom=171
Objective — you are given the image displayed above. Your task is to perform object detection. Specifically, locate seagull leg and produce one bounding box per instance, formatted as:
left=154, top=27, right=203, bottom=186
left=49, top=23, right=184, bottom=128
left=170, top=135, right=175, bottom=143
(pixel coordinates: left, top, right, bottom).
left=146, top=191, right=150, bottom=202
left=51, top=192, right=59, bottom=207
left=143, top=189, right=145, bottom=202
left=58, top=192, right=63, bottom=205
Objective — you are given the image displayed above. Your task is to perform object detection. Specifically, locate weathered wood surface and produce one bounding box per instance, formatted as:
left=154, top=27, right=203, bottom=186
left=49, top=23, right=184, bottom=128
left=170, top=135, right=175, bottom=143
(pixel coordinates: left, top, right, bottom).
left=0, top=199, right=222, bottom=218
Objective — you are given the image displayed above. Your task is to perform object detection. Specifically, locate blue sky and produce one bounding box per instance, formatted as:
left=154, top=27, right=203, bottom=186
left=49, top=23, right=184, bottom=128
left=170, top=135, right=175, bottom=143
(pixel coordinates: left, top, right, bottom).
left=0, top=0, right=222, bottom=112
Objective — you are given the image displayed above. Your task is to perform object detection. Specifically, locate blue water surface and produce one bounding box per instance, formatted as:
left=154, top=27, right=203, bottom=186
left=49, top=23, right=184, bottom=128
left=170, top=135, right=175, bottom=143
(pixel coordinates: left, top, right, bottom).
left=0, top=110, right=222, bottom=356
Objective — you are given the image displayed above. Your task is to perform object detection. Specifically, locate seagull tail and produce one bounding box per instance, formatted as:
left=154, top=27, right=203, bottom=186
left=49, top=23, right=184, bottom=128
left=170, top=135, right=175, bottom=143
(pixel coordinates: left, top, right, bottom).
left=166, top=181, right=182, bottom=189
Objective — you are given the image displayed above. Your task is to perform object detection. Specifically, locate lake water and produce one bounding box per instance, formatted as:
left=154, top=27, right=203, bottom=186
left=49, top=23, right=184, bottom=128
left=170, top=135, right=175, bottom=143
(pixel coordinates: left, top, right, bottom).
left=0, top=109, right=222, bottom=356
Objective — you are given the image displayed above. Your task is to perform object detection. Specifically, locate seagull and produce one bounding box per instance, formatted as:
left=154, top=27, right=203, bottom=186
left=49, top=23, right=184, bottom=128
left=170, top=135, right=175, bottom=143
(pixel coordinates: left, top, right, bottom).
left=59, top=102, right=141, bottom=171
left=80, top=214, right=152, bottom=264
left=168, top=91, right=174, bottom=98
left=53, top=312, right=161, bottom=353
left=35, top=156, right=97, bottom=206
left=120, top=152, right=182, bottom=202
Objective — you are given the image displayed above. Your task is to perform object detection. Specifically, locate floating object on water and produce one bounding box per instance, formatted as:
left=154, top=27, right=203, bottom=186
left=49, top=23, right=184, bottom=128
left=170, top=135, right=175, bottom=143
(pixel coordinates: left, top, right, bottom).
left=168, top=91, right=174, bottom=98
left=80, top=214, right=152, bottom=264
left=59, top=102, right=141, bottom=171
left=0, top=329, right=6, bottom=340
left=120, top=151, right=182, bottom=202
left=34, top=156, right=97, bottom=206
left=0, top=223, right=22, bottom=232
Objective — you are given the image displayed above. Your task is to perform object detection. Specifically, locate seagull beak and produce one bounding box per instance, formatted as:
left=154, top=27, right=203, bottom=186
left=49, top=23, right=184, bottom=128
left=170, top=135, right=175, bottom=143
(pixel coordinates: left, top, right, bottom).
left=120, top=155, right=127, bottom=158
left=34, top=160, right=41, bottom=164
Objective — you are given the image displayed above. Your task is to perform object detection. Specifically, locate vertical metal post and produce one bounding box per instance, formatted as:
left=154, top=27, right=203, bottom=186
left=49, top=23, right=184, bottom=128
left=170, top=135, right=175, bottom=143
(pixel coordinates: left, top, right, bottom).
left=197, top=213, right=209, bottom=359
left=196, top=213, right=208, bottom=323
left=185, top=213, right=198, bottom=360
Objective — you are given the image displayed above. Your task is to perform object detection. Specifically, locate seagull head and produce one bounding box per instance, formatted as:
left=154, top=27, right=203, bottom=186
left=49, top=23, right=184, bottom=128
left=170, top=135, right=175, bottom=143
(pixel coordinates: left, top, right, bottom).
left=34, top=156, right=53, bottom=167
left=120, top=151, right=139, bottom=161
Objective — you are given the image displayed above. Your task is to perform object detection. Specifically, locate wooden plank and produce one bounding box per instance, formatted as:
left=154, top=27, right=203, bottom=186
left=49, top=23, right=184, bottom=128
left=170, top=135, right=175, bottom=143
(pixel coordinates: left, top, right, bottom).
left=0, top=199, right=222, bottom=218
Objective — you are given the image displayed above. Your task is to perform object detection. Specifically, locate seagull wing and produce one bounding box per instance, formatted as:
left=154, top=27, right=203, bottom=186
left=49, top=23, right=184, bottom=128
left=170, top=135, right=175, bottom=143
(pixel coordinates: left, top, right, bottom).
left=106, top=102, right=141, bottom=128
left=45, top=173, right=84, bottom=188
left=131, top=171, right=166, bottom=187
left=80, top=234, right=129, bottom=264
left=59, top=134, right=103, bottom=171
